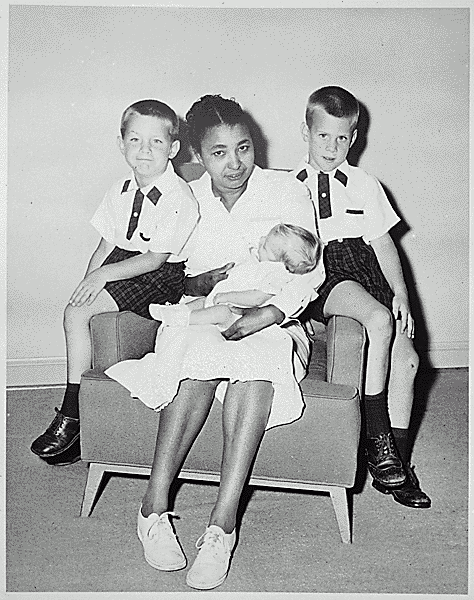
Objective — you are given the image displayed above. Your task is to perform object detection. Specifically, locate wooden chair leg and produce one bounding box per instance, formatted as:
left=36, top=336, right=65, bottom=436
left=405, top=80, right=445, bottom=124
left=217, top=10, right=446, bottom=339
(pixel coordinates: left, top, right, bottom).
left=329, top=487, right=351, bottom=543
left=80, top=463, right=106, bottom=517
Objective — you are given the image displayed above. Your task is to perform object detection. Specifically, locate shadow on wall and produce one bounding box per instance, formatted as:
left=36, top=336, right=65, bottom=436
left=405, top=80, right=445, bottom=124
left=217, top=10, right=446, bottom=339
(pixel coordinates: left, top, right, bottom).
left=347, top=100, right=369, bottom=167
left=174, top=117, right=194, bottom=166
left=349, top=101, right=431, bottom=365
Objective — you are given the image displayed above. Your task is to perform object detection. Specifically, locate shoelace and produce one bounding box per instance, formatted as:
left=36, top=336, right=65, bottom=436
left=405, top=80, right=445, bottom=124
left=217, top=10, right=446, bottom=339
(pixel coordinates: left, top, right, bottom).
left=195, top=530, right=226, bottom=561
left=148, top=511, right=178, bottom=540
left=375, top=433, right=397, bottom=458
left=48, top=409, right=65, bottom=435
left=48, top=409, right=78, bottom=435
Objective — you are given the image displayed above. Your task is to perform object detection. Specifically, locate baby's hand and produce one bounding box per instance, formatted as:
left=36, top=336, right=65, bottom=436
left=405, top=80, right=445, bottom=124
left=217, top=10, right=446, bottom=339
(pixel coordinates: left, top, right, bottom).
left=69, top=269, right=107, bottom=307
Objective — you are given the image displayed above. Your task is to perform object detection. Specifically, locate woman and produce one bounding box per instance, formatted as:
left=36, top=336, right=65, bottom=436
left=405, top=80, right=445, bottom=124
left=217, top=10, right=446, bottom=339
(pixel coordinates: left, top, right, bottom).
left=117, top=95, right=321, bottom=590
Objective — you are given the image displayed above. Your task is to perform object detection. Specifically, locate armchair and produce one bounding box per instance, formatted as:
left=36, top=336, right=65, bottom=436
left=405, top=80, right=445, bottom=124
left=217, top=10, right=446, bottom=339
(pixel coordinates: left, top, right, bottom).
left=79, top=312, right=365, bottom=543
left=78, top=162, right=367, bottom=543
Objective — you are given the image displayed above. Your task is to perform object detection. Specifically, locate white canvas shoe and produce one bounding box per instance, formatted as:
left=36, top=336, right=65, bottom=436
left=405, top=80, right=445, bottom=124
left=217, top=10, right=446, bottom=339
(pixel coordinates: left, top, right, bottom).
left=186, top=525, right=236, bottom=590
left=137, top=508, right=186, bottom=571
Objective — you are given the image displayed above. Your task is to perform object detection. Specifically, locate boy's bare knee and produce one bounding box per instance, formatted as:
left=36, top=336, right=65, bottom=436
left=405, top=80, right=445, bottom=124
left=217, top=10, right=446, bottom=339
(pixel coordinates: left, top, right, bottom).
left=366, top=306, right=393, bottom=339
left=63, top=302, right=89, bottom=329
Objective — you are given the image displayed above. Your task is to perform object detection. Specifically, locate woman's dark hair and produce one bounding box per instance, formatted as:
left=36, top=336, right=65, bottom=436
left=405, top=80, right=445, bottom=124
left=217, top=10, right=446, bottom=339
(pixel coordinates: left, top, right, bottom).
left=185, top=94, right=250, bottom=153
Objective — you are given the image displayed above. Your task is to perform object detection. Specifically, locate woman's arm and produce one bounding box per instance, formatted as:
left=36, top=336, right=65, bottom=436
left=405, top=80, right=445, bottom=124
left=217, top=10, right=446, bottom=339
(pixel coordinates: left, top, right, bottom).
left=69, top=247, right=170, bottom=307
left=222, top=305, right=285, bottom=341
left=370, top=232, right=414, bottom=337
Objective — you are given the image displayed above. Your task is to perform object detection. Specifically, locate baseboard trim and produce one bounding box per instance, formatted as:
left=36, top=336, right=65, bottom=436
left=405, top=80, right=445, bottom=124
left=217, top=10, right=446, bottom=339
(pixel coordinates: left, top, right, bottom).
left=426, top=342, right=469, bottom=369
left=6, top=357, right=67, bottom=388
left=6, top=343, right=468, bottom=388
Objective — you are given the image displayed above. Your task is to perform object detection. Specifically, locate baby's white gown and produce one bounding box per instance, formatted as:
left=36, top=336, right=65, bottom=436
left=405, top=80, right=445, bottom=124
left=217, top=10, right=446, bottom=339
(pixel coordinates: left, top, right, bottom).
left=105, top=260, right=310, bottom=430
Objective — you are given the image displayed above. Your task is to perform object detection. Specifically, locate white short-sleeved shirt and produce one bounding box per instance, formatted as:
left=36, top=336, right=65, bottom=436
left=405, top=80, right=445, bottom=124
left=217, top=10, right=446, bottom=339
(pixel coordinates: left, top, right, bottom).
left=292, top=158, right=400, bottom=244
left=186, top=165, right=325, bottom=318
left=90, top=162, right=200, bottom=262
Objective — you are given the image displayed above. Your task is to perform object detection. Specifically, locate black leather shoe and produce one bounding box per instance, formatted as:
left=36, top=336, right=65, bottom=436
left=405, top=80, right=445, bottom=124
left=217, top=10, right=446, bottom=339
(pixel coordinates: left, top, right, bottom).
left=366, top=431, right=407, bottom=488
left=43, top=437, right=81, bottom=466
left=30, top=408, right=80, bottom=458
left=372, top=464, right=431, bottom=508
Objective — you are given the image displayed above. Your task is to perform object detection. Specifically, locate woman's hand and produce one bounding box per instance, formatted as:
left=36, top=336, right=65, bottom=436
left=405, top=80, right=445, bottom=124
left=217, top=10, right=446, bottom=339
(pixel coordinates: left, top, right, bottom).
left=222, top=305, right=285, bottom=341
left=69, top=269, right=107, bottom=307
left=184, top=263, right=235, bottom=297
left=392, top=293, right=415, bottom=339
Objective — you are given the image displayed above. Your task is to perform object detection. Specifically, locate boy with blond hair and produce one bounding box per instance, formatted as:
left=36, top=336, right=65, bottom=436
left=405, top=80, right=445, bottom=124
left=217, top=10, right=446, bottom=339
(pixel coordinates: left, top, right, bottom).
left=31, top=99, right=199, bottom=465
left=294, top=86, right=430, bottom=509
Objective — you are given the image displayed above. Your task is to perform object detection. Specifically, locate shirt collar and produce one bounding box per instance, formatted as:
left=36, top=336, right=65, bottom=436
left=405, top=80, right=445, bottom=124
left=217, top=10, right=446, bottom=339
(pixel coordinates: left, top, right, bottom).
left=297, top=157, right=350, bottom=180
left=122, top=161, right=178, bottom=195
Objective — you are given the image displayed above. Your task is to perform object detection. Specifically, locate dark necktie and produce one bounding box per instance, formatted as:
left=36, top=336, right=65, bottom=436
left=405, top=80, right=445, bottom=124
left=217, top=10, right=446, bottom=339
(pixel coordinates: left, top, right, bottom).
left=126, top=186, right=162, bottom=240
left=318, top=172, right=332, bottom=219
left=296, top=168, right=321, bottom=238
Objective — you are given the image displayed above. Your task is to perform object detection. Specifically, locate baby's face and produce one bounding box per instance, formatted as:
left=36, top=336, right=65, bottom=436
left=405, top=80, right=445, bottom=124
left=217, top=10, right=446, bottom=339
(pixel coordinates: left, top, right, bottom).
left=257, top=232, right=280, bottom=262
left=302, top=106, right=357, bottom=173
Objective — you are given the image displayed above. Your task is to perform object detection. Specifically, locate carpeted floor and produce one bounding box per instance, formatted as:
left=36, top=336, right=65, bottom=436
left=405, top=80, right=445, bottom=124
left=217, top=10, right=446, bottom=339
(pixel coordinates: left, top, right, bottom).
left=5, top=368, right=469, bottom=596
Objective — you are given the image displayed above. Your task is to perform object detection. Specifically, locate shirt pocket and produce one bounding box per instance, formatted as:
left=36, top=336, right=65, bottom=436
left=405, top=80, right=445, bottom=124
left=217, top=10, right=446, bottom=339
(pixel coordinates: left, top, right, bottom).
left=342, top=209, right=365, bottom=236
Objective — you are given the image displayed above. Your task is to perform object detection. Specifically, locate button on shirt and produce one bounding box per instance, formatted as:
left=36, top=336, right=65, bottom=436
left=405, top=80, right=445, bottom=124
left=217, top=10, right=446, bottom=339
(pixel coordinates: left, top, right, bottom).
left=90, top=162, right=200, bottom=262
left=293, top=158, right=400, bottom=244
left=186, top=165, right=325, bottom=318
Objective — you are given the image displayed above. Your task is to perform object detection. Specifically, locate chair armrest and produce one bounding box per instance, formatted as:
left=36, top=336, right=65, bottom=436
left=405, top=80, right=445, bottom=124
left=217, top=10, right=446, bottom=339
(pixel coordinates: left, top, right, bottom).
left=89, top=311, right=160, bottom=371
left=324, top=315, right=367, bottom=391
left=89, top=312, right=366, bottom=391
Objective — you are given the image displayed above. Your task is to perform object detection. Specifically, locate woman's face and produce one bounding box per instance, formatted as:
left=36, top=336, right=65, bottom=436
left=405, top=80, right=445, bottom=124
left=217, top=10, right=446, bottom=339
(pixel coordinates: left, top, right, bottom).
left=196, top=123, right=255, bottom=196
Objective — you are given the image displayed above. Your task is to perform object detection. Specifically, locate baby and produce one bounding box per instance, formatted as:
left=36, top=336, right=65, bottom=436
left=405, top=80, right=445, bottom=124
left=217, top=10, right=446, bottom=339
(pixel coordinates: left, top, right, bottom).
left=150, top=223, right=323, bottom=330
left=105, top=223, right=323, bottom=411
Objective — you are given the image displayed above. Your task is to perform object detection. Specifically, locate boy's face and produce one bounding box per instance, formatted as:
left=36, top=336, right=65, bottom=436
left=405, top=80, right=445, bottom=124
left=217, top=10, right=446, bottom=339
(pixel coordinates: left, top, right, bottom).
left=118, top=114, right=179, bottom=187
left=301, top=106, right=357, bottom=173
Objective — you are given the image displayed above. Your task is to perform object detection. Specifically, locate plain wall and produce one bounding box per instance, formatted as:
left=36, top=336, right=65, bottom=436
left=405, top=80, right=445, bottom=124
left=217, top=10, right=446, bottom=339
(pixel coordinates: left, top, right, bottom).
left=7, top=6, right=469, bottom=381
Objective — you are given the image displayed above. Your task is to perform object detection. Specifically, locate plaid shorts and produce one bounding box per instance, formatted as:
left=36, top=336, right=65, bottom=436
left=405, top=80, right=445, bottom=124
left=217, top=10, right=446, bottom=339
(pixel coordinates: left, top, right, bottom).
left=308, top=237, right=394, bottom=324
left=102, top=247, right=185, bottom=319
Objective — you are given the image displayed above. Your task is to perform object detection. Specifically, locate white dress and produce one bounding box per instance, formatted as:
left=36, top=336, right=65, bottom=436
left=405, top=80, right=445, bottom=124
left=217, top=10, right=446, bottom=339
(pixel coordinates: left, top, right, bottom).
left=105, top=166, right=324, bottom=430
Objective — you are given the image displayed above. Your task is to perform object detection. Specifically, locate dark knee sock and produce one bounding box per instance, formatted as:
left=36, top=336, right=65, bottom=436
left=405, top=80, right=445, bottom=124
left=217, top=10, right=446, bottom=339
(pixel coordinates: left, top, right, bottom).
left=392, top=427, right=411, bottom=464
left=364, top=390, right=391, bottom=438
left=60, top=383, right=80, bottom=419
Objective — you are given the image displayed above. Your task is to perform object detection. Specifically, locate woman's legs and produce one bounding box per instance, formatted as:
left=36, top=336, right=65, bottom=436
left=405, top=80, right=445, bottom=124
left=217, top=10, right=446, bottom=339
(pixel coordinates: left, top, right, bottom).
left=141, top=378, right=221, bottom=517
left=209, top=380, right=274, bottom=533
left=137, top=379, right=221, bottom=574
left=142, top=378, right=273, bottom=526
left=186, top=379, right=273, bottom=590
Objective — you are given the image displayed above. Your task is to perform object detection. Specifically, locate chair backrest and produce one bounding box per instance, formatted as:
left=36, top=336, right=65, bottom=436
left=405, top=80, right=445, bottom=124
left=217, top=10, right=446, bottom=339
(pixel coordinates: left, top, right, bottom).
left=175, top=162, right=206, bottom=183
